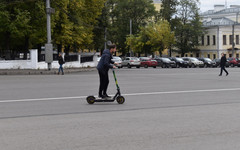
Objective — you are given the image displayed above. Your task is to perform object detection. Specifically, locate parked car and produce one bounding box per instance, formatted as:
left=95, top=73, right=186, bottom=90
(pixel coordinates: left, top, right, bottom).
left=112, top=56, right=122, bottom=68
left=154, top=57, right=176, bottom=68
left=182, top=57, right=204, bottom=68
left=197, top=58, right=216, bottom=68
left=212, top=58, right=230, bottom=67
left=169, top=57, right=189, bottom=68
left=227, top=57, right=240, bottom=67
left=139, top=57, right=157, bottom=68
left=122, top=57, right=141, bottom=68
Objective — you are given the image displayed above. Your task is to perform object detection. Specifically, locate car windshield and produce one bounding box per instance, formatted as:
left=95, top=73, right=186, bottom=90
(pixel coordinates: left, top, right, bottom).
left=190, top=58, right=198, bottom=61
left=204, top=58, right=212, bottom=61
left=176, top=58, right=184, bottom=61
left=162, top=58, right=171, bottom=61
left=140, top=57, right=150, bottom=60
left=113, top=57, right=121, bottom=60
left=131, top=57, right=139, bottom=60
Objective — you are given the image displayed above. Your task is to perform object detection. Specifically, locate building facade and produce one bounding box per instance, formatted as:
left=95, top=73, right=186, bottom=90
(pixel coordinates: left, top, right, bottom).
left=198, top=5, right=240, bottom=59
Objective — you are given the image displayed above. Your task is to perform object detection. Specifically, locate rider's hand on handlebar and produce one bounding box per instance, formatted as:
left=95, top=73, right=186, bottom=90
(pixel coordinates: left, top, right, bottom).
left=113, top=65, right=117, bottom=69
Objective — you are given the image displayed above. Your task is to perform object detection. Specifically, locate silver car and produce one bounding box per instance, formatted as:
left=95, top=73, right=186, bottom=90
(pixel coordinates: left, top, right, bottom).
left=182, top=57, right=204, bottom=68
left=112, top=56, right=122, bottom=68
left=122, top=57, right=141, bottom=68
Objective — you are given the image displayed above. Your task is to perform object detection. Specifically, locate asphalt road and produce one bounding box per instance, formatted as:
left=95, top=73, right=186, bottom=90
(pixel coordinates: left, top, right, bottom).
left=1, top=67, right=240, bottom=150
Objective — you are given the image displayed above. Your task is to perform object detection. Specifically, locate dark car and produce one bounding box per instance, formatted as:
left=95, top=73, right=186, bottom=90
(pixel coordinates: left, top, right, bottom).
left=227, top=57, right=240, bottom=67
left=197, top=58, right=215, bottom=68
left=139, top=57, right=157, bottom=68
left=212, top=58, right=230, bottom=67
left=169, top=57, right=189, bottom=68
left=154, top=57, right=176, bottom=68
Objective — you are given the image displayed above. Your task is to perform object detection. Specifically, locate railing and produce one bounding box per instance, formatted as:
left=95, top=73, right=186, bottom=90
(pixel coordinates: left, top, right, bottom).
left=81, top=55, right=93, bottom=63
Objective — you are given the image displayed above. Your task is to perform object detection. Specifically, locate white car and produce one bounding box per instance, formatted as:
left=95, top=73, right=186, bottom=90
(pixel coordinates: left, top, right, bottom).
left=112, top=56, right=122, bottom=68
left=122, top=57, right=141, bottom=68
left=182, top=57, right=204, bottom=68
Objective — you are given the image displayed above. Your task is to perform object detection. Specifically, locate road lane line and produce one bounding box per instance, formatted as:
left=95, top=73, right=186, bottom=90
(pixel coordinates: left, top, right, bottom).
left=1, top=88, right=240, bottom=103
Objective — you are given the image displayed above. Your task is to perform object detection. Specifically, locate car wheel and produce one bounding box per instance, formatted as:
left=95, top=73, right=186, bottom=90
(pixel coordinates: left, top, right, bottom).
left=231, top=63, right=234, bottom=67
left=191, top=64, right=195, bottom=68
left=144, top=64, right=148, bottom=68
left=127, top=64, right=131, bottom=68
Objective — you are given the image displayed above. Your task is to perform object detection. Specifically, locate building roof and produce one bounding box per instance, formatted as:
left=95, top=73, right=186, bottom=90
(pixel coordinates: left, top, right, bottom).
left=203, top=17, right=235, bottom=26
left=201, top=5, right=240, bottom=27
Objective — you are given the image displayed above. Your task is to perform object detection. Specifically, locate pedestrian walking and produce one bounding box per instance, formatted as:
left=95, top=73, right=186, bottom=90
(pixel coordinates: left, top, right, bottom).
left=219, top=53, right=229, bottom=76
left=58, top=53, right=64, bottom=75
left=97, top=43, right=118, bottom=99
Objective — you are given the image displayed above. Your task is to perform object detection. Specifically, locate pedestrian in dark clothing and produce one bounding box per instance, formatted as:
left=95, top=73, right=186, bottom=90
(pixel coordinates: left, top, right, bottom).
left=58, top=53, right=64, bottom=75
left=219, top=53, right=228, bottom=76
left=97, top=44, right=117, bottom=99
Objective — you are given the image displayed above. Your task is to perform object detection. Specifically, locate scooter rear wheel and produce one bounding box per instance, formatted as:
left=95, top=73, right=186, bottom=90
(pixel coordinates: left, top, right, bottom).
left=86, top=96, right=95, bottom=104
left=116, top=96, right=125, bottom=104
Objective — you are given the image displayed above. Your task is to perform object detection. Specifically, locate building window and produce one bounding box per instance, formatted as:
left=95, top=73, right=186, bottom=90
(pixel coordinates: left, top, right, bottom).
left=185, top=54, right=188, bottom=57
left=223, top=35, right=226, bottom=45
left=213, top=35, right=216, bottom=45
left=213, top=54, right=216, bottom=59
left=207, top=36, right=210, bottom=45
left=236, top=35, right=239, bottom=45
left=229, top=54, right=232, bottom=57
left=190, top=54, right=193, bottom=57
left=237, top=53, right=239, bottom=58
left=201, top=35, right=204, bottom=45
left=208, top=54, right=210, bottom=58
left=230, top=35, right=233, bottom=45
left=196, top=53, right=199, bottom=58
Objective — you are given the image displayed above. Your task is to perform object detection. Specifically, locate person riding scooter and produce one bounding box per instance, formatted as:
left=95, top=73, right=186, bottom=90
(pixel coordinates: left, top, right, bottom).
left=97, top=43, right=118, bottom=99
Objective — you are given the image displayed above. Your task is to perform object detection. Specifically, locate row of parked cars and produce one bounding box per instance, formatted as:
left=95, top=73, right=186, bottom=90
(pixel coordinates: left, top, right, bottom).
left=104, top=56, right=240, bottom=69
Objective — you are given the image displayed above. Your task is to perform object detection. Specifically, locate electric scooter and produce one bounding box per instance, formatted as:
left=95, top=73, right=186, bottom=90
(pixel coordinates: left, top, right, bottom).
left=86, top=69, right=125, bottom=104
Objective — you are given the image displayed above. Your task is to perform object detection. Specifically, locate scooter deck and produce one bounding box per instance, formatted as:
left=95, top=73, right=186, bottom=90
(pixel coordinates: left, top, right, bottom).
left=94, top=99, right=115, bottom=102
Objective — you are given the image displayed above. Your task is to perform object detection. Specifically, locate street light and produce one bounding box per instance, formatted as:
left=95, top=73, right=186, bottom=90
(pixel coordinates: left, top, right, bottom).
left=45, top=0, right=55, bottom=70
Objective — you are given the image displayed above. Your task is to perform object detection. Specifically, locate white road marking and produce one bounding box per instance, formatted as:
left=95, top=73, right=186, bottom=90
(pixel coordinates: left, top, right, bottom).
left=0, top=88, right=240, bottom=103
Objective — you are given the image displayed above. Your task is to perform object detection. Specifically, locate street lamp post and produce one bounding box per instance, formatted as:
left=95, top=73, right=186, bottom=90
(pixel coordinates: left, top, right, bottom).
left=45, top=0, right=54, bottom=70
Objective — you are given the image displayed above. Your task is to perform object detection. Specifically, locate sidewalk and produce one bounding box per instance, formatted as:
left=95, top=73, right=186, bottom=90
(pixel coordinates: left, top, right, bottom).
left=0, top=67, right=96, bottom=75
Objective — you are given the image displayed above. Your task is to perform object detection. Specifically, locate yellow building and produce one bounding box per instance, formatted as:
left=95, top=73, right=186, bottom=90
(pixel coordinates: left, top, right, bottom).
left=172, top=5, right=240, bottom=59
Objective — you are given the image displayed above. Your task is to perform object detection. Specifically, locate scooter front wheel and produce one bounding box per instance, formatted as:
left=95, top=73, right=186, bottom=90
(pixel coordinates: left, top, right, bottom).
left=116, top=96, right=125, bottom=104
left=86, top=96, right=95, bottom=104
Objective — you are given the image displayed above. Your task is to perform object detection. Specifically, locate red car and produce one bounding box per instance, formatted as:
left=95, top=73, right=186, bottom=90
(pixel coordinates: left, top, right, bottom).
left=227, top=57, right=240, bottom=67
left=139, top=57, right=157, bottom=68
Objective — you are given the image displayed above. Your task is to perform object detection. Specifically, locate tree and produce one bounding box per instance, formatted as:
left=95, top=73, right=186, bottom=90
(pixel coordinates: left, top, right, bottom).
left=159, top=0, right=178, bottom=23
left=126, top=20, right=175, bottom=56
left=174, top=0, right=204, bottom=56
left=0, top=1, right=31, bottom=59
left=109, top=0, right=157, bottom=55
left=52, top=0, right=105, bottom=54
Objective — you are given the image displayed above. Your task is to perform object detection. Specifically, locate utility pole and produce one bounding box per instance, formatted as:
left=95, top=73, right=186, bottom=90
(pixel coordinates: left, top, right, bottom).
left=45, top=0, right=54, bottom=70
left=130, top=19, right=132, bottom=57
left=232, top=24, right=235, bottom=57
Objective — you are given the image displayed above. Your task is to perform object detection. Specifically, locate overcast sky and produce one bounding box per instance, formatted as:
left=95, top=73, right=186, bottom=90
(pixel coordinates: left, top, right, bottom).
left=199, top=0, right=240, bottom=12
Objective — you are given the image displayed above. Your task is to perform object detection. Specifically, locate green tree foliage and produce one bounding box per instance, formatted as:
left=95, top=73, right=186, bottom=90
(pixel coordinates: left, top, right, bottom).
left=0, top=0, right=105, bottom=58
left=108, top=0, right=156, bottom=55
left=158, top=0, right=178, bottom=23
left=126, top=20, right=175, bottom=56
left=174, top=0, right=204, bottom=56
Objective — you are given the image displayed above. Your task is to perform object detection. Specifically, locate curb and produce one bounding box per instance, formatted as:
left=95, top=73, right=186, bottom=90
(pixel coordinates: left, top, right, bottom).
left=0, top=68, right=96, bottom=75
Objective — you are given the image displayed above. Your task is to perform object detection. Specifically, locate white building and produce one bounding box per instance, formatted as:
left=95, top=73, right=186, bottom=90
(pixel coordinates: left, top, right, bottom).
left=198, top=5, right=240, bottom=59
